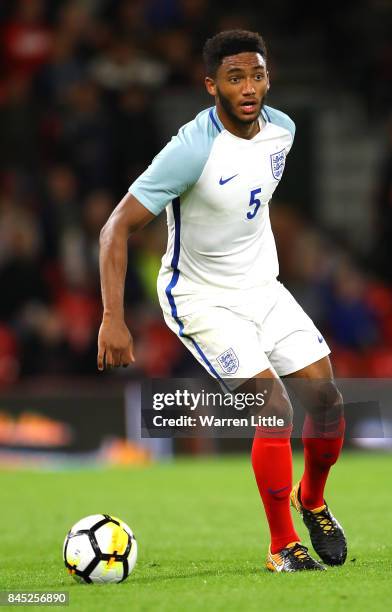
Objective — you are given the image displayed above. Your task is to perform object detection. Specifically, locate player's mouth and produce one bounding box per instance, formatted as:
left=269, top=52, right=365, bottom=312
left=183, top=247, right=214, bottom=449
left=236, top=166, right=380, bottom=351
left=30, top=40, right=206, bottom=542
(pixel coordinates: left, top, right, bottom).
left=239, top=100, right=259, bottom=114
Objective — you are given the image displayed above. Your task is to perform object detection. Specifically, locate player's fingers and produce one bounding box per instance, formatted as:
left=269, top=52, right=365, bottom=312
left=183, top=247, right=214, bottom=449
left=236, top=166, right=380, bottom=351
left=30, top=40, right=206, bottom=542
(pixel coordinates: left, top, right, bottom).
left=128, top=340, right=136, bottom=363
left=105, top=349, right=114, bottom=369
left=97, top=344, right=105, bottom=371
left=112, top=349, right=122, bottom=368
left=119, top=348, right=132, bottom=368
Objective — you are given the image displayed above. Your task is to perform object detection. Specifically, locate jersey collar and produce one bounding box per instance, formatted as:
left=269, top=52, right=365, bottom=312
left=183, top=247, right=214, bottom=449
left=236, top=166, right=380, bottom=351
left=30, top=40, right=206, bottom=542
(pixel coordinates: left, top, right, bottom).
left=212, top=105, right=267, bottom=139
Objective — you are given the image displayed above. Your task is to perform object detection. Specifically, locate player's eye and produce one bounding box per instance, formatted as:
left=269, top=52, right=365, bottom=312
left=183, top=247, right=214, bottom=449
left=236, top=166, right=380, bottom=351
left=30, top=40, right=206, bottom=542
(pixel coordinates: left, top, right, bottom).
left=229, top=77, right=240, bottom=83
left=255, top=74, right=265, bottom=80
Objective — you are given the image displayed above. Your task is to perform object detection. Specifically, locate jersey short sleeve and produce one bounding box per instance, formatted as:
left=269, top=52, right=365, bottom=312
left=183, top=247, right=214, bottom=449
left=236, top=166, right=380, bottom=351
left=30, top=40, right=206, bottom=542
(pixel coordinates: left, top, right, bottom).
left=129, top=108, right=219, bottom=215
left=263, top=105, right=296, bottom=154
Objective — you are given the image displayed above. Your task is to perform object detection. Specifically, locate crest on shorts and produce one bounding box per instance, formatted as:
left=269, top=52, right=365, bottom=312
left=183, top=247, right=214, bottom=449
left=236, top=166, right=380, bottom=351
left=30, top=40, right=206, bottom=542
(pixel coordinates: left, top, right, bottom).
left=217, top=348, right=239, bottom=374
left=270, top=149, right=286, bottom=180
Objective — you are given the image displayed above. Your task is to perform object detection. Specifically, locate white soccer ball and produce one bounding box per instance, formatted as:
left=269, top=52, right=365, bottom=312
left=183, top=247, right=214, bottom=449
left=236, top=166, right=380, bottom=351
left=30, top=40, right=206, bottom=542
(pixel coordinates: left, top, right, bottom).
left=63, top=514, right=137, bottom=584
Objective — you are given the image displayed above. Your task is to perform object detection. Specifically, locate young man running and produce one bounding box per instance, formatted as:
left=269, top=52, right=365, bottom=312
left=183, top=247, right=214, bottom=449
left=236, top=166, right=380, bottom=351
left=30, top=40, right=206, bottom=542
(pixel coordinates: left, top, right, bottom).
left=98, top=30, right=347, bottom=572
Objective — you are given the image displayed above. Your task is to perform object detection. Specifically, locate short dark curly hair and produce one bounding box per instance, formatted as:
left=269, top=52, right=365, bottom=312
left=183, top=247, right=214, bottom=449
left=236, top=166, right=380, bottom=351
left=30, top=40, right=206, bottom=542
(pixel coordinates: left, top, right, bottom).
left=203, top=30, right=267, bottom=77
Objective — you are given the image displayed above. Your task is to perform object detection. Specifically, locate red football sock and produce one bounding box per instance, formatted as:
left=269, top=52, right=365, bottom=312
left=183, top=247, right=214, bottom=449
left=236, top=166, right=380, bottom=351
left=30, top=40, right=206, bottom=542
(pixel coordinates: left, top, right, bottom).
left=301, top=414, right=345, bottom=510
left=251, top=425, right=299, bottom=554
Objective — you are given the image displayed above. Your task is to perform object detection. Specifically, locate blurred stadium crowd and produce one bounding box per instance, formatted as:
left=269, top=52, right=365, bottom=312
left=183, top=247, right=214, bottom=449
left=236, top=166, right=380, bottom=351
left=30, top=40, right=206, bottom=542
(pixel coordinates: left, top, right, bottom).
left=0, top=0, right=392, bottom=387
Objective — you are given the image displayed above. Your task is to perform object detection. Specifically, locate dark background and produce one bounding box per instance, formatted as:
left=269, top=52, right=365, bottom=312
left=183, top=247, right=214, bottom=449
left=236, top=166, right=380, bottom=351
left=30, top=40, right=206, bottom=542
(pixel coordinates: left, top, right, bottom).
left=0, top=0, right=392, bottom=390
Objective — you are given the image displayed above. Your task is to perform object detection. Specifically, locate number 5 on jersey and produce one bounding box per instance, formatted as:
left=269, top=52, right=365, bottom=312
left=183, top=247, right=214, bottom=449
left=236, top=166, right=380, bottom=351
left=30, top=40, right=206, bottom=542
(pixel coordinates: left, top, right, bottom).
left=247, top=188, right=262, bottom=219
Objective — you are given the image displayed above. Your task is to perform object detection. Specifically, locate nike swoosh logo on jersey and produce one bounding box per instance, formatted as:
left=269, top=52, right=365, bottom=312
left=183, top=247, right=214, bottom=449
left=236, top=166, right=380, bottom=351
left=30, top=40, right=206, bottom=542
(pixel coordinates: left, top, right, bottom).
left=317, top=335, right=324, bottom=343
left=219, top=174, right=238, bottom=185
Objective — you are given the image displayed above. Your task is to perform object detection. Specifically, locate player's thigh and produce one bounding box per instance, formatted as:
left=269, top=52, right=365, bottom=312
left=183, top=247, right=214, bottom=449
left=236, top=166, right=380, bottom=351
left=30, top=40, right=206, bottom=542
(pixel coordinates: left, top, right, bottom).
left=162, top=306, right=270, bottom=384
left=266, top=284, right=331, bottom=377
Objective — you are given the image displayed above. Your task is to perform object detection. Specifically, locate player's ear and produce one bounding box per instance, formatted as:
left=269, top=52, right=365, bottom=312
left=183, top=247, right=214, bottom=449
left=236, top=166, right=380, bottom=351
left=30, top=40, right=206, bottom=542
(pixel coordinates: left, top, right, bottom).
left=266, top=71, right=270, bottom=91
left=205, top=77, right=216, bottom=97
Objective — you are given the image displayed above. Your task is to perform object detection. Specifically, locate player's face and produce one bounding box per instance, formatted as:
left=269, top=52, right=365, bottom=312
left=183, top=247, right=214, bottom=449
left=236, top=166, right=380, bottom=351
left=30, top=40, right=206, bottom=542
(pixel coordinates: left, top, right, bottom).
left=206, top=52, right=269, bottom=125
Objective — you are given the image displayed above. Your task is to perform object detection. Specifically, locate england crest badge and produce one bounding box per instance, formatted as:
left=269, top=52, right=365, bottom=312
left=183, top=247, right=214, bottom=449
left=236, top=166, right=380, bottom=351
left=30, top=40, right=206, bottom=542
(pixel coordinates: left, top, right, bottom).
left=270, top=149, right=286, bottom=180
left=217, top=348, right=239, bottom=375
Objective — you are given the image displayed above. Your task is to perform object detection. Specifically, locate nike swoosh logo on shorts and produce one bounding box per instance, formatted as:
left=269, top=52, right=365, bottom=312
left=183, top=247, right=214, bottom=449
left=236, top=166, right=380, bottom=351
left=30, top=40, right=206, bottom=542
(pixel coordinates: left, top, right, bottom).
left=317, top=335, right=324, bottom=343
left=219, top=174, right=238, bottom=185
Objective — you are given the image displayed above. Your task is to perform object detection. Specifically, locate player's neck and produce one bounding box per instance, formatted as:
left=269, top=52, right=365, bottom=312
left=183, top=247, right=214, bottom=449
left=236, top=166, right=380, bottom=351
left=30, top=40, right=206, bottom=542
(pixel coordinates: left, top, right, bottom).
left=215, top=105, right=260, bottom=140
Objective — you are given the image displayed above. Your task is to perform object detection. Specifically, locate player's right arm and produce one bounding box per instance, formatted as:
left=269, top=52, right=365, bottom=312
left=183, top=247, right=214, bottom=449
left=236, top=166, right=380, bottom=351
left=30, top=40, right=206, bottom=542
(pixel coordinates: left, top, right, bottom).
left=97, top=109, right=215, bottom=370
left=97, top=193, right=155, bottom=370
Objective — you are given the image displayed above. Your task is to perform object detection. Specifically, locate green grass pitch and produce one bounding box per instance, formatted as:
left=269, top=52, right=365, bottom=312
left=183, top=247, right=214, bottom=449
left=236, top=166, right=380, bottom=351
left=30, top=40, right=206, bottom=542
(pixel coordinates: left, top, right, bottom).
left=1, top=452, right=391, bottom=611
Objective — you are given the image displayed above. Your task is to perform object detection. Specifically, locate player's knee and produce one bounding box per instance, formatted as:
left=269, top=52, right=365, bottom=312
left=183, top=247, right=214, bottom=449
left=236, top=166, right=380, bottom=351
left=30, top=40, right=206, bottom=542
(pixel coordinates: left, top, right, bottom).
left=240, top=377, right=293, bottom=425
left=259, top=395, right=293, bottom=426
left=305, top=381, right=344, bottom=437
left=274, top=400, right=293, bottom=424
left=320, top=382, right=344, bottom=420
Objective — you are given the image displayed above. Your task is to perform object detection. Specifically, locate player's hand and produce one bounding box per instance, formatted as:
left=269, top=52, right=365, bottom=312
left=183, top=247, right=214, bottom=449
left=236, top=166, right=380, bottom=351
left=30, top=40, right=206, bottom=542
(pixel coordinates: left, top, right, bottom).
left=97, top=314, right=135, bottom=370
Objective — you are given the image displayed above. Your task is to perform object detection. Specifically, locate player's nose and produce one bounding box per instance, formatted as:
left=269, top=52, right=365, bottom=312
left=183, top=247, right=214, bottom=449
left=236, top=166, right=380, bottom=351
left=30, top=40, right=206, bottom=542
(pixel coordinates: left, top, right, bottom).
left=242, top=78, right=256, bottom=95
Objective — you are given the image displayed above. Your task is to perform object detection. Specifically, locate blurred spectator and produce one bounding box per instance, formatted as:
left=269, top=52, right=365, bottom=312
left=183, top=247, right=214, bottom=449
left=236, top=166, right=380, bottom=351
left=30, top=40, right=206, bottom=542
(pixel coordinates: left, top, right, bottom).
left=145, top=0, right=182, bottom=29
left=177, top=0, right=211, bottom=48
left=0, top=199, right=48, bottom=321
left=18, top=303, right=73, bottom=376
left=113, top=0, right=151, bottom=44
left=89, top=38, right=167, bottom=92
left=57, top=80, right=115, bottom=192
left=113, top=86, right=158, bottom=192
left=371, top=40, right=392, bottom=114
left=0, top=76, right=40, bottom=171
left=0, top=325, right=20, bottom=387
left=35, top=31, right=85, bottom=106
left=40, top=165, right=81, bottom=262
left=372, top=115, right=392, bottom=282
left=156, top=30, right=194, bottom=86
left=283, top=224, right=332, bottom=327
left=324, top=257, right=379, bottom=350
left=366, top=282, right=392, bottom=347
left=273, top=205, right=392, bottom=377
left=2, top=0, right=52, bottom=78
left=61, top=189, right=114, bottom=292
left=55, top=1, right=95, bottom=54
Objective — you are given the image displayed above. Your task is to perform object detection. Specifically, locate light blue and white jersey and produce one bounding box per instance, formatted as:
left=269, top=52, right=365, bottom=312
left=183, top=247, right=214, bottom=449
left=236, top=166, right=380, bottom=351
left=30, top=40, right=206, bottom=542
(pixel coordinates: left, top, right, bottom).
left=129, top=105, right=295, bottom=316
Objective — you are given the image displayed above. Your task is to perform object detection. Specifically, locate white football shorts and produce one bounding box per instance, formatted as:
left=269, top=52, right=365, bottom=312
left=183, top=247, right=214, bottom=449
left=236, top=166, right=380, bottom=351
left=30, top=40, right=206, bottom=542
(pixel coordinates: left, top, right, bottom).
left=161, top=281, right=330, bottom=389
